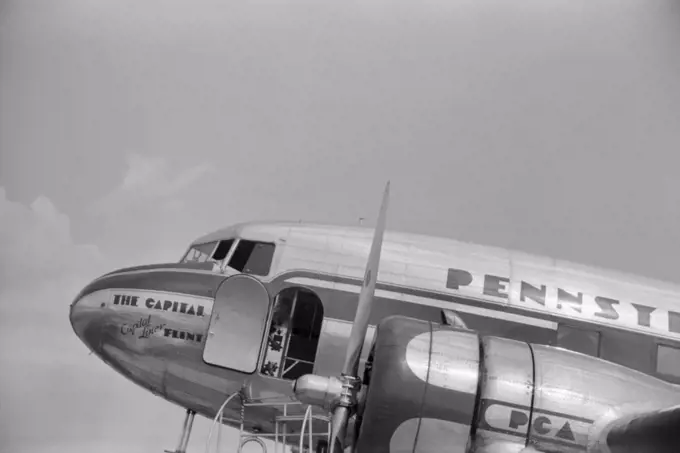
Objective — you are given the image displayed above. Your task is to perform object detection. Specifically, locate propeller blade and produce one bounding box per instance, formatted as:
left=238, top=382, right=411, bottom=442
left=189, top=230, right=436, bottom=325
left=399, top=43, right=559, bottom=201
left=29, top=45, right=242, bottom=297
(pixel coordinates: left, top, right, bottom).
left=328, top=406, right=350, bottom=453
left=328, top=181, right=390, bottom=453
left=342, top=181, right=390, bottom=377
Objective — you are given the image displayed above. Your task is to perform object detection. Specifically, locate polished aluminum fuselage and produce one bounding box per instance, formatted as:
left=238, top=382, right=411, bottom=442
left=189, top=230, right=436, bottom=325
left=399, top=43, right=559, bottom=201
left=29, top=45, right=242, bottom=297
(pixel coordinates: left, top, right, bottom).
left=69, top=221, right=680, bottom=434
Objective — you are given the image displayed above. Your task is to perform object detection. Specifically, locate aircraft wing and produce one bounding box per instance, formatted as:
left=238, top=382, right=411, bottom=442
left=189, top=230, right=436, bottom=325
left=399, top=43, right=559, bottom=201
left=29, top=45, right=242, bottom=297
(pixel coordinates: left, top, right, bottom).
left=589, top=404, right=680, bottom=453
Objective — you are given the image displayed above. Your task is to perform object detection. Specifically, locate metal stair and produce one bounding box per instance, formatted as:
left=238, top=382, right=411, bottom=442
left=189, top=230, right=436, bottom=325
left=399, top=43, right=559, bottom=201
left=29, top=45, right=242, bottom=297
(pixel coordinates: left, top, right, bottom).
left=237, top=401, right=330, bottom=453
left=206, top=393, right=330, bottom=453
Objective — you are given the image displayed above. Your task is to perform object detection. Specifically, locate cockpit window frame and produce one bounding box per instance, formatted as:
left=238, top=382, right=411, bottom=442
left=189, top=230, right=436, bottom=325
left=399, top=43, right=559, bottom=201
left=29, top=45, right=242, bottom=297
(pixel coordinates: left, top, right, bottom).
left=180, top=239, right=236, bottom=272
left=180, top=235, right=278, bottom=277
left=211, top=239, right=235, bottom=262
left=216, top=238, right=239, bottom=273
left=226, top=238, right=277, bottom=277
left=180, top=241, right=220, bottom=264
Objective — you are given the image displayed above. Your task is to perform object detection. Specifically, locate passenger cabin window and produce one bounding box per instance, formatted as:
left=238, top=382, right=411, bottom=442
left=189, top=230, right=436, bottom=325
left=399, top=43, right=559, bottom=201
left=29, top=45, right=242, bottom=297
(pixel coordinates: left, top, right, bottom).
left=656, top=344, right=680, bottom=378
left=557, top=324, right=600, bottom=356
left=261, top=287, right=324, bottom=380
left=227, top=240, right=275, bottom=276
left=600, top=329, right=654, bottom=373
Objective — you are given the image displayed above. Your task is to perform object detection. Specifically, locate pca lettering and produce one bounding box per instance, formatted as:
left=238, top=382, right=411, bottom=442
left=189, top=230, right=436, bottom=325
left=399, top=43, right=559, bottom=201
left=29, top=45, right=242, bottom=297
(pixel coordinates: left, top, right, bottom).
left=145, top=297, right=205, bottom=317
left=479, top=401, right=530, bottom=435
left=479, top=399, right=592, bottom=448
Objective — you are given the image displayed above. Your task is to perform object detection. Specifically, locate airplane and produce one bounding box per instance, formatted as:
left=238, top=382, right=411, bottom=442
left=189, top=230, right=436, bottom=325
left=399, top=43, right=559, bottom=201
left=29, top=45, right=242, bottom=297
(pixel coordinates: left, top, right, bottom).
left=69, top=183, right=680, bottom=453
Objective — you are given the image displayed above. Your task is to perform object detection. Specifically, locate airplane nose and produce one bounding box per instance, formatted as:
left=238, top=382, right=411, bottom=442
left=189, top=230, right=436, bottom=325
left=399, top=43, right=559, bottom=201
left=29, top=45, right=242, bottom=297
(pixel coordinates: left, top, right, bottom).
left=69, top=298, right=82, bottom=338
left=69, top=290, right=105, bottom=354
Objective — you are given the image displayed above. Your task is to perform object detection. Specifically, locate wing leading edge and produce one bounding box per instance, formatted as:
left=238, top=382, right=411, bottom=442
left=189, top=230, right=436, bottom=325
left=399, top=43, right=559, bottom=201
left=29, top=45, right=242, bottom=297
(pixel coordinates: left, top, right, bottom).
left=589, top=404, right=680, bottom=453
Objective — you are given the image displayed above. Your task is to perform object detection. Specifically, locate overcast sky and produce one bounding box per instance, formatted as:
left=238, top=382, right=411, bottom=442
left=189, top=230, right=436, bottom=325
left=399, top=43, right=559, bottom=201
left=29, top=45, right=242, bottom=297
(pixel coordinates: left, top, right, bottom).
left=2, top=0, right=680, bottom=452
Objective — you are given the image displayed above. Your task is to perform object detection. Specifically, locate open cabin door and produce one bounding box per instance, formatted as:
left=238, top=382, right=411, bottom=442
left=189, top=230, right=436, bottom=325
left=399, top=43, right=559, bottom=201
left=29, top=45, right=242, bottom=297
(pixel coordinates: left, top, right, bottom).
left=203, top=274, right=270, bottom=372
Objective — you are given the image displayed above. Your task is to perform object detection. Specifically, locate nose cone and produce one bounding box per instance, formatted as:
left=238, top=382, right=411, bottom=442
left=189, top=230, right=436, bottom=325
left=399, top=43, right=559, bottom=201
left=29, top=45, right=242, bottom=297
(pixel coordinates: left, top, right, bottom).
left=69, top=289, right=105, bottom=354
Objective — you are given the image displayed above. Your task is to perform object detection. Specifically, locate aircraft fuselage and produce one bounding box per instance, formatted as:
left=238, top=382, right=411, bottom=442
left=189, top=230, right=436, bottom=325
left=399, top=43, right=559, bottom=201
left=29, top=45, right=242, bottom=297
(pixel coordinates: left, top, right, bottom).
left=68, top=221, right=680, bottom=439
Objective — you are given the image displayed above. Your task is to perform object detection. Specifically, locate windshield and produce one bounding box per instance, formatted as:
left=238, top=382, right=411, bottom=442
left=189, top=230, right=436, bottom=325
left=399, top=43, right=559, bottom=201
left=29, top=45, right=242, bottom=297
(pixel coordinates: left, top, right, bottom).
left=181, top=239, right=235, bottom=267
left=180, top=237, right=275, bottom=276
left=182, top=241, right=218, bottom=263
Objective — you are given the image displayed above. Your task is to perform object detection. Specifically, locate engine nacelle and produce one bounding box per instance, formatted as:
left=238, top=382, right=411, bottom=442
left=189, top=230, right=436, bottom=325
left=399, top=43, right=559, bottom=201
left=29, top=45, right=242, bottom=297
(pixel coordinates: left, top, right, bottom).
left=355, top=316, right=680, bottom=453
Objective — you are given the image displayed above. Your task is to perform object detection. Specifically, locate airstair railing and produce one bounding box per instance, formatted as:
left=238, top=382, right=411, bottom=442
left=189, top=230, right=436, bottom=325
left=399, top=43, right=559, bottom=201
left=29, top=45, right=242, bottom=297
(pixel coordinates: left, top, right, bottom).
left=298, top=405, right=313, bottom=453
left=205, top=391, right=242, bottom=453
left=204, top=391, right=330, bottom=453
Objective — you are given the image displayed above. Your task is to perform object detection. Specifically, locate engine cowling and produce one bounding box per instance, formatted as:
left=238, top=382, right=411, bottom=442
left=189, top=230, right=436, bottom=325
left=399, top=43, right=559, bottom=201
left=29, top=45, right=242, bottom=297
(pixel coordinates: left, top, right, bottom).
left=354, top=316, right=680, bottom=453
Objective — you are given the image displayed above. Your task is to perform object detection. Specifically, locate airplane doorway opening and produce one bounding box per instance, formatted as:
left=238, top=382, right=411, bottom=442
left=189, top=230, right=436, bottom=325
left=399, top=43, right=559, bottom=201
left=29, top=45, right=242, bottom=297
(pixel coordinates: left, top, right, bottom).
left=260, top=287, right=324, bottom=380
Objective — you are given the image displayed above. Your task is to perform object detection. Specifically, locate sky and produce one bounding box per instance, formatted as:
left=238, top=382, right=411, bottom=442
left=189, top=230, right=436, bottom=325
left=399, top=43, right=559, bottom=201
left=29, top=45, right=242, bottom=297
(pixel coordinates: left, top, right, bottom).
left=1, top=0, right=680, bottom=451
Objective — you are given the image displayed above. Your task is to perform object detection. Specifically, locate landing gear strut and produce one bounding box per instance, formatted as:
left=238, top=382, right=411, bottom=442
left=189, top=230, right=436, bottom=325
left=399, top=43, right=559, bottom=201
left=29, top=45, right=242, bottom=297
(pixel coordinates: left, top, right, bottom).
left=165, top=409, right=196, bottom=453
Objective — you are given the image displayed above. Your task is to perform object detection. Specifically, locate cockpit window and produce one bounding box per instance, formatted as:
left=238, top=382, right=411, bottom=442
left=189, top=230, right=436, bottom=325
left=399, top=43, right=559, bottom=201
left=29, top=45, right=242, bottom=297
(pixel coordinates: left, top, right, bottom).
left=182, top=241, right=218, bottom=263
left=228, top=240, right=275, bottom=276
left=181, top=239, right=235, bottom=269
left=181, top=237, right=275, bottom=276
left=212, top=239, right=234, bottom=261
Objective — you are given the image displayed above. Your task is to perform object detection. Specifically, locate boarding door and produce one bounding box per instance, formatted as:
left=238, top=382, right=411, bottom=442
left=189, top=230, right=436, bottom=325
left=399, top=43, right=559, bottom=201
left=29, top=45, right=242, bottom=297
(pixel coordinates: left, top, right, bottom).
left=203, top=274, right=270, bottom=372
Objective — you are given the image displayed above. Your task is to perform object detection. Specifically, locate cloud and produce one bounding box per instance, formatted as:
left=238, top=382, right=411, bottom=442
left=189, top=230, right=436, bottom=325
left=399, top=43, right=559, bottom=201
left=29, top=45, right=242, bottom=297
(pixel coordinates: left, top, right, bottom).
left=0, top=188, right=109, bottom=451
left=90, top=153, right=213, bottom=216
left=84, top=153, right=215, bottom=267
left=0, top=187, right=103, bottom=290
left=0, top=187, right=248, bottom=453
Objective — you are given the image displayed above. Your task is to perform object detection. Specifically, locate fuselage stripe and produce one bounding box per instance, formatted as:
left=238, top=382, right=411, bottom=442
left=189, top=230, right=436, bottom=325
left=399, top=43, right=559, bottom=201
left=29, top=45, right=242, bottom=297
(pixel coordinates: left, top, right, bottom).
left=286, top=277, right=558, bottom=330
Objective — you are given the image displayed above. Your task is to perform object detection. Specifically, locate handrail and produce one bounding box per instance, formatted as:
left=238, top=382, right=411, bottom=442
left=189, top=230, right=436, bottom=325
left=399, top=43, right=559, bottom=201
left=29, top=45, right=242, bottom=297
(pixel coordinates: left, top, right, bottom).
left=298, top=405, right=313, bottom=453
left=205, top=391, right=242, bottom=453
left=203, top=392, right=330, bottom=453
left=240, top=436, right=267, bottom=453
